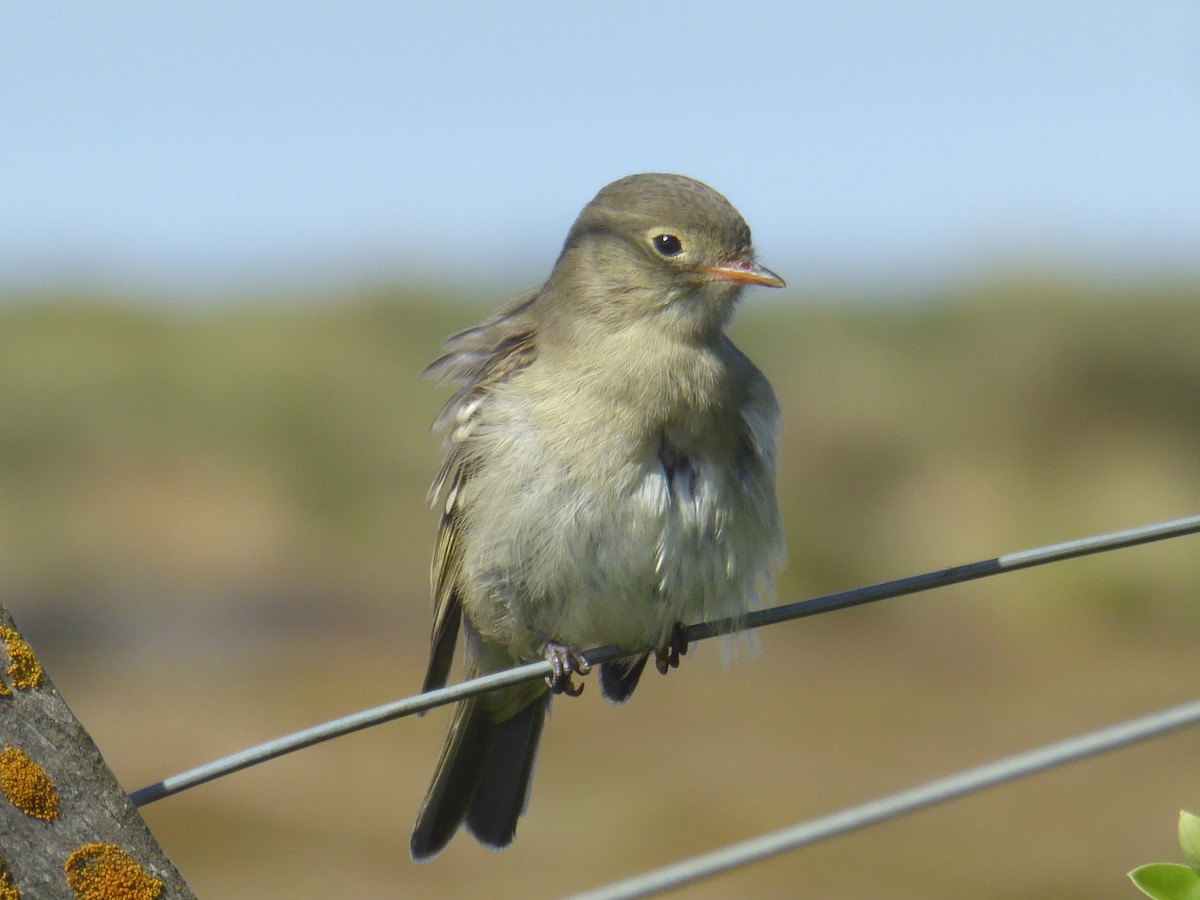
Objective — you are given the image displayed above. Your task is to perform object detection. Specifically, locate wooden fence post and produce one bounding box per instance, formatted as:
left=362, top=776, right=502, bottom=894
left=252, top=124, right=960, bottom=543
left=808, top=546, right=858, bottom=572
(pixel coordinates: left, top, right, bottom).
left=0, top=605, right=195, bottom=899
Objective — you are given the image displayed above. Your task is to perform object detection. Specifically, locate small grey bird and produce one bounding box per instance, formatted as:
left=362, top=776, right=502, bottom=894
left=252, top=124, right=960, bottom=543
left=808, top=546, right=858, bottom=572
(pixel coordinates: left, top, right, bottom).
left=410, top=173, right=785, bottom=860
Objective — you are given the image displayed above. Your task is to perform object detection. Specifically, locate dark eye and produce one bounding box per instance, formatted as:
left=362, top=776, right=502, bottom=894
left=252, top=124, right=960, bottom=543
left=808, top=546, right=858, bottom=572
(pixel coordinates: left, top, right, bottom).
left=651, top=234, right=683, bottom=257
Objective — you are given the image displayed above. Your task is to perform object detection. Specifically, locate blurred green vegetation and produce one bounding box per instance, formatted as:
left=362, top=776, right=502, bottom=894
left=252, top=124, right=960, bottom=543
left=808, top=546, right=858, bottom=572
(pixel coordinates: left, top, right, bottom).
left=2, top=278, right=1196, bottom=630
left=1, top=277, right=1198, bottom=898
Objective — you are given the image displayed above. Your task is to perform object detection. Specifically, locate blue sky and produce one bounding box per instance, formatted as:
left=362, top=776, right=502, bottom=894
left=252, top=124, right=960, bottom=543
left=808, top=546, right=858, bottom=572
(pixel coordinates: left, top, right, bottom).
left=4, top=2, right=1198, bottom=295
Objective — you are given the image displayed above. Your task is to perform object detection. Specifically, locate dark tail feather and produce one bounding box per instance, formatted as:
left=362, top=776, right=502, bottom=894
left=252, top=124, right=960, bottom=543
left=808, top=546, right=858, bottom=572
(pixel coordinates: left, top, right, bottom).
left=410, top=693, right=550, bottom=860
left=410, top=697, right=497, bottom=861
left=466, top=693, right=549, bottom=848
left=599, top=654, right=649, bottom=703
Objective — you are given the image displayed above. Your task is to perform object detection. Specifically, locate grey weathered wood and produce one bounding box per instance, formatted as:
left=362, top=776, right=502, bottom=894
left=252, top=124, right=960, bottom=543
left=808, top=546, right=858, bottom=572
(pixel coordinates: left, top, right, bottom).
left=0, top=605, right=195, bottom=899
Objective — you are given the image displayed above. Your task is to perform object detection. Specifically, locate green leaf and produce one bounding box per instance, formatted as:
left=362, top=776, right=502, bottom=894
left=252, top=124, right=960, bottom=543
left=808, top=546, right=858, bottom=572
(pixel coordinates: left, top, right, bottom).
left=1129, top=863, right=1200, bottom=900
left=1179, top=811, right=1200, bottom=871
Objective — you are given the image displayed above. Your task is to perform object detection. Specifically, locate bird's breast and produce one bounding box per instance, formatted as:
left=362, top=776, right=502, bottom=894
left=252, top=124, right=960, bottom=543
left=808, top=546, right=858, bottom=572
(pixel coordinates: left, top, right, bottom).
left=454, top=336, right=781, bottom=655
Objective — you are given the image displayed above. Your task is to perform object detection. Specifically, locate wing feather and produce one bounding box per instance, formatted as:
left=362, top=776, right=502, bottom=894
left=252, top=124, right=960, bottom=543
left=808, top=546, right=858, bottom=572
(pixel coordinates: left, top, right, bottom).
left=419, top=294, right=539, bottom=692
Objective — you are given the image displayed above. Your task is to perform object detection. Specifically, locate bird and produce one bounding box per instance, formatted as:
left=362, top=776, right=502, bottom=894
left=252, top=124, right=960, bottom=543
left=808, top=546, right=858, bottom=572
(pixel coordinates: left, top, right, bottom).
left=410, top=173, right=785, bottom=860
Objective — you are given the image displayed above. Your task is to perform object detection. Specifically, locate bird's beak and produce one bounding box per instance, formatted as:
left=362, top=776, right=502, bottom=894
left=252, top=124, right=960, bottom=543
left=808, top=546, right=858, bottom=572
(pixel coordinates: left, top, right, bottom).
left=701, top=259, right=786, bottom=289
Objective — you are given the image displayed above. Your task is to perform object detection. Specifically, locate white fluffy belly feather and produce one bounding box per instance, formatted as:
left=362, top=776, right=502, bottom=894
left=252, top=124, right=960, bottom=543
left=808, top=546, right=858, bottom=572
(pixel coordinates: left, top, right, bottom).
left=457, top=431, right=778, bottom=656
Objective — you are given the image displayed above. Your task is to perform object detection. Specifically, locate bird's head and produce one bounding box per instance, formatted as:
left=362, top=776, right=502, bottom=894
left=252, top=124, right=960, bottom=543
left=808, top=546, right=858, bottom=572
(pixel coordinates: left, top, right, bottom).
left=541, top=173, right=785, bottom=342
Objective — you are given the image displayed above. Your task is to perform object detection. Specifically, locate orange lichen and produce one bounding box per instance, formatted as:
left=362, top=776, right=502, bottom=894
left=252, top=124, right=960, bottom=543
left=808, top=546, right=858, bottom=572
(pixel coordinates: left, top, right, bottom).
left=0, top=745, right=58, bottom=820
left=0, top=856, right=18, bottom=900
left=0, top=626, right=43, bottom=692
left=64, top=844, right=163, bottom=900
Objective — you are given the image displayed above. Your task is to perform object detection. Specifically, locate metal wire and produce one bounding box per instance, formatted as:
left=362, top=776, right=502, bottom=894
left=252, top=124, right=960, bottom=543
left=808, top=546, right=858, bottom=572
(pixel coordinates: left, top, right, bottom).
left=567, top=697, right=1200, bottom=900
left=128, top=513, right=1200, bottom=808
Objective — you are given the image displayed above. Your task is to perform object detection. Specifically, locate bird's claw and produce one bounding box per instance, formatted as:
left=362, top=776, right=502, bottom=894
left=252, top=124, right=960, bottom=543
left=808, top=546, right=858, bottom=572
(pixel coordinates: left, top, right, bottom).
left=654, top=622, right=689, bottom=675
left=544, top=642, right=590, bottom=696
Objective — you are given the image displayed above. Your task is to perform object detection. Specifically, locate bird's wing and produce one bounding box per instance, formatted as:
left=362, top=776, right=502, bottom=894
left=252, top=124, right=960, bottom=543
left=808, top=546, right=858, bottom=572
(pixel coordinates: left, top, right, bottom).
left=420, top=294, right=539, bottom=692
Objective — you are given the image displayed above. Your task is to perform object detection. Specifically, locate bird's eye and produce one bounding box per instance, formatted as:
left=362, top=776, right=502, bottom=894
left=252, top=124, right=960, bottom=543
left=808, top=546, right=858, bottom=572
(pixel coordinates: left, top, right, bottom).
left=651, top=234, right=683, bottom=257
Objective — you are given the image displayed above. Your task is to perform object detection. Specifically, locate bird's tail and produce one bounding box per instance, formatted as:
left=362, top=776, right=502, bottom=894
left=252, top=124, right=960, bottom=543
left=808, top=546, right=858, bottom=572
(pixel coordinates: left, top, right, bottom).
left=410, top=690, right=548, bottom=860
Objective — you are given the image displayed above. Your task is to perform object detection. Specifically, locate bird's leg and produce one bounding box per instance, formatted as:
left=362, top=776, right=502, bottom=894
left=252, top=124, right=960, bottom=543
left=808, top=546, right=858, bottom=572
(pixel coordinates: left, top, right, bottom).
left=543, top=641, right=590, bottom=696
left=654, top=621, right=689, bottom=675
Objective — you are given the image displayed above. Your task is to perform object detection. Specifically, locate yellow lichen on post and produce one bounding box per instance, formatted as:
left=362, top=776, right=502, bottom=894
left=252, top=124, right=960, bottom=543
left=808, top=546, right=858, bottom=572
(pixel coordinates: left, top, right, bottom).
left=0, top=745, right=59, bottom=821
left=0, top=626, right=43, bottom=692
left=64, top=844, right=163, bottom=900
left=0, top=856, right=19, bottom=900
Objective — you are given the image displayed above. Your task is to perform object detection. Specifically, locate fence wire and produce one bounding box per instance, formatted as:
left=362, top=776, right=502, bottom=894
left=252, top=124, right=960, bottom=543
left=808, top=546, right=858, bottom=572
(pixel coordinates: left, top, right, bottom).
left=567, top=697, right=1200, bottom=900
left=129, top=513, right=1200, bottom=808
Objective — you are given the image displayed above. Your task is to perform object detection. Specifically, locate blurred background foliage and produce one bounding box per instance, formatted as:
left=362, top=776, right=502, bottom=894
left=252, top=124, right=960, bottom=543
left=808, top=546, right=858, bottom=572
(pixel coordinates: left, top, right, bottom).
left=2, top=278, right=1198, bottom=897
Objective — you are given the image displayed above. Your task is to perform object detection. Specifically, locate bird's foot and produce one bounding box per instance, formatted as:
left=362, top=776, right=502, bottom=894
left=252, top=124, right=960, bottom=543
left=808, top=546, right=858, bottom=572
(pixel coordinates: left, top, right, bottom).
left=544, top=642, right=590, bottom=696
left=654, top=622, right=689, bottom=675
